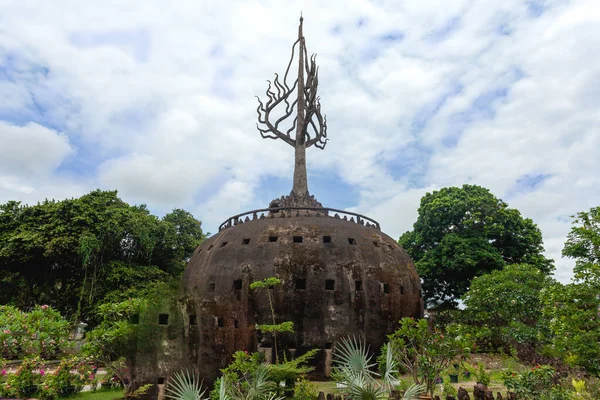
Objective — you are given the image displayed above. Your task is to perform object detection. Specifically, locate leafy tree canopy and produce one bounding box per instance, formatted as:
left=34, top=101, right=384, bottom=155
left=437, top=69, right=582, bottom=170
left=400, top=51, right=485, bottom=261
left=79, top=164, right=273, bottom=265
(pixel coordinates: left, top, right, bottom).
left=541, top=206, right=600, bottom=376
left=398, top=184, right=553, bottom=309
left=0, top=190, right=206, bottom=323
left=562, top=206, right=600, bottom=271
left=457, top=264, right=554, bottom=348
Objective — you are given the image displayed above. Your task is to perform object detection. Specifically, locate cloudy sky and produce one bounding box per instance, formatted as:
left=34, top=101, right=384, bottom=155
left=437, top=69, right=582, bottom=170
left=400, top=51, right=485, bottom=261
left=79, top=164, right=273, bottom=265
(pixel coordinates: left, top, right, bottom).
left=1, top=0, right=598, bottom=282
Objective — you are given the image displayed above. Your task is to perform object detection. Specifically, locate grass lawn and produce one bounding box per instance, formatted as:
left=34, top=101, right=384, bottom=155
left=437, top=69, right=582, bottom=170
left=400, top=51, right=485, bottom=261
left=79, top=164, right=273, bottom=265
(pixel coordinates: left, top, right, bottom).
left=59, top=388, right=124, bottom=400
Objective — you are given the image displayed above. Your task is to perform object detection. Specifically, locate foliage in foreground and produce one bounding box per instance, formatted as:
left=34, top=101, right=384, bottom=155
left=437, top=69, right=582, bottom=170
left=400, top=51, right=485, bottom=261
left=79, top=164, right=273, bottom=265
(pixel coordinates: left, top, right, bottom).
left=0, top=355, right=95, bottom=399
left=387, top=317, right=471, bottom=396
left=210, top=348, right=319, bottom=400
left=332, top=336, right=425, bottom=400
left=502, top=365, right=571, bottom=400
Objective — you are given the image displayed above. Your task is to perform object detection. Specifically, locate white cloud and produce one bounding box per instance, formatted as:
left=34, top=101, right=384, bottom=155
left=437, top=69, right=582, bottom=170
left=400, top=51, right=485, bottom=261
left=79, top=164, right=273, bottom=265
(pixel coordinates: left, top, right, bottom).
left=0, top=121, right=74, bottom=175
left=0, top=0, right=599, bottom=282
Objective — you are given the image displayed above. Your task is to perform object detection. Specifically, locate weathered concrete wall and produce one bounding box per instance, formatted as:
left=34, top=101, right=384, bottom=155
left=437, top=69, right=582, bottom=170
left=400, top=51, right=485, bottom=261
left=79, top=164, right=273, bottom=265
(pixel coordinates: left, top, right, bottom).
left=183, top=215, right=423, bottom=379
left=133, top=214, right=423, bottom=395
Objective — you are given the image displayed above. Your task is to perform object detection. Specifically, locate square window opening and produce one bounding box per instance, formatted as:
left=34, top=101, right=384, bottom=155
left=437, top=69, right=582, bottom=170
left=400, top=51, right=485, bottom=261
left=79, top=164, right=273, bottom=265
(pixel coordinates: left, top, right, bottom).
left=325, top=279, right=335, bottom=291
left=189, top=314, right=197, bottom=326
left=220, top=241, right=228, bottom=247
left=233, top=279, right=242, bottom=291
left=293, top=236, right=303, bottom=243
left=295, top=278, right=306, bottom=290
left=348, top=238, right=356, bottom=245
left=217, top=317, right=224, bottom=328
left=383, top=283, right=390, bottom=294
left=157, top=377, right=166, bottom=385
left=323, top=236, right=332, bottom=244
left=242, top=238, right=251, bottom=245
left=355, top=281, right=363, bottom=291
left=159, top=314, right=169, bottom=325
left=400, top=286, right=404, bottom=295
left=234, top=319, right=239, bottom=328
left=268, top=236, right=278, bottom=242
left=325, top=342, right=332, bottom=349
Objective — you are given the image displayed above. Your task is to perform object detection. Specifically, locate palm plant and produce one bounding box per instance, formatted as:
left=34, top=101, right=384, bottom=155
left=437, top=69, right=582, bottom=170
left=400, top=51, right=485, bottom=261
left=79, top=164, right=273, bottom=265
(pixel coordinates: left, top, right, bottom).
left=332, top=337, right=425, bottom=400
left=215, top=363, right=285, bottom=400
left=165, top=370, right=207, bottom=400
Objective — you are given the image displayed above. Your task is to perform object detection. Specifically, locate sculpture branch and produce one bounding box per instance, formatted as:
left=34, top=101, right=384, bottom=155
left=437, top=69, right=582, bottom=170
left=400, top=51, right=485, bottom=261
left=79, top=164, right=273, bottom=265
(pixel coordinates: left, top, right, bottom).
left=255, top=16, right=328, bottom=198
left=255, top=39, right=302, bottom=148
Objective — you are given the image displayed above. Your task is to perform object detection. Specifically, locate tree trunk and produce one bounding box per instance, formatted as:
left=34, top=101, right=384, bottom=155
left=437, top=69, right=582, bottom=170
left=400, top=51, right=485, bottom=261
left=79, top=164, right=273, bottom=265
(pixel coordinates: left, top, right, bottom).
left=293, top=18, right=308, bottom=198
left=292, top=143, right=308, bottom=197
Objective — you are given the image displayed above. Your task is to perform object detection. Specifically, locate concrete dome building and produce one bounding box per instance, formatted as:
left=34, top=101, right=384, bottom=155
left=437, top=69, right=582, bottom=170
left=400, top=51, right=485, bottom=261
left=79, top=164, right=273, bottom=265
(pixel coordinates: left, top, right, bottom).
left=131, top=17, right=422, bottom=396
left=182, top=204, right=423, bottom=380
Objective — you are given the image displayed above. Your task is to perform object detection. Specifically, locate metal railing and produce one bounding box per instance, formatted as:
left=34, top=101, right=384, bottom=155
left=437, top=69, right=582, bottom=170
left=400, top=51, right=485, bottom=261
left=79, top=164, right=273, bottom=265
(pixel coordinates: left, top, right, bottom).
left=218, top=207, right=380, bottom=231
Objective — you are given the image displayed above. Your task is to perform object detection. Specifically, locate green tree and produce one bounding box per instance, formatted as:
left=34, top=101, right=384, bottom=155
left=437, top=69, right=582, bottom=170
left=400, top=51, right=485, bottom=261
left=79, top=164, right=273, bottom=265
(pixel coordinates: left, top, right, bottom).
left=0, top=190, right=205, bottom=323
left=457, top=264, right=553, bottom=349
left=562, top=206, right=600, bottom=269
left=387, top=318, right=471, bottom=397
left=398, top=184, right=552, bottom=308
left=541, top=206, right=600, bottom=376
left=250, top=277, right=294, bottom=363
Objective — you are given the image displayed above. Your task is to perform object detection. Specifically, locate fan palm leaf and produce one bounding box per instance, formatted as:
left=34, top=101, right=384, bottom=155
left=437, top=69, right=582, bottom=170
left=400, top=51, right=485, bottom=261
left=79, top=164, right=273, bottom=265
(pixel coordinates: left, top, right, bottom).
left=165, top=370, right=207, bottom=400
left=381, top=341, right=398, bottom=389
left=332, top=336, right=378, bottom=380
left=401, top=383, right=426, bottom=400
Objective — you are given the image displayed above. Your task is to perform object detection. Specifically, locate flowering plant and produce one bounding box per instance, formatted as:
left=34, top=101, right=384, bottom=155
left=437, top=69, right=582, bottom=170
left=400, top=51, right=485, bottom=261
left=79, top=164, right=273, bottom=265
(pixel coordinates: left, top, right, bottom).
left=3, top=355, right=43, bottom=398
left=502, top=364, right=565, bottom=399
left=43, top=356, right=93, bottom=397
left=0, top=306, right=24, bottom=359
left=0, top=358, right=8, bottom=396
left=0, top=305, right=74, bottom=360
left=22, top=305, right=71, bottom=358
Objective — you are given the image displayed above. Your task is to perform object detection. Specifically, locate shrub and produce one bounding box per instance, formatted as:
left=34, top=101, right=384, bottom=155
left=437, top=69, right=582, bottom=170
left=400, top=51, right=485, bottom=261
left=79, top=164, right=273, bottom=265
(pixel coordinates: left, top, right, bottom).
left=43, top=356, right=95, bottom=399
left=0, top=305, right=73, bottom=360
left=293, top=378, right=318, bottom=400
left=442, top=380, right=457, bottom=397
left=502, top=364, right=569, bottom=399
left=0, top=306, right=24, bottom=359
left=455, top=264, right=553, bottom=351
left=473, top=363, right=491, bottom=386
left=4, top=356, right=43, bottom=398
left=387, top=318, right=471, bottom=396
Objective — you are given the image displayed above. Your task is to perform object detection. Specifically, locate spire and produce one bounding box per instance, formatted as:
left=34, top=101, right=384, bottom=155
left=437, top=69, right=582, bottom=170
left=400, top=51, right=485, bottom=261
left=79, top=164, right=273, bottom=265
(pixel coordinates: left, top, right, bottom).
left=255, top=16, right=328, bottom=205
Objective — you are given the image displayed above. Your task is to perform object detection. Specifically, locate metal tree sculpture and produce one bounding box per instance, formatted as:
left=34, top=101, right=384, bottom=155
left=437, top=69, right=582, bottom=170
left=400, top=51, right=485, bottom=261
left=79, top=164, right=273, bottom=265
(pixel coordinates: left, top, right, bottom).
left=256, top=16, right=327, bottom=198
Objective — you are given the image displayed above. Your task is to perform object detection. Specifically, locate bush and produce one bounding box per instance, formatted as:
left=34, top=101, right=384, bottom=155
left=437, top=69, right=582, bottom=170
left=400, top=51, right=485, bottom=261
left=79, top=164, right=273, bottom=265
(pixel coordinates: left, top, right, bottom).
left=3, top=356, right=43, bottom=398
left=293, top=378, right=318, bottom=400
left=455, top=264, right=553, bottom=351
left=473, top=363, right=491, bottom=386
left=43, top=356, right=94, bottom=398
left=388, top=317, right=472, bottom=397
left=503, top=365, right=569, bottom=399
left=0, top=305, right=74, bottom=360
left=442, top=380, right=457, bottom=397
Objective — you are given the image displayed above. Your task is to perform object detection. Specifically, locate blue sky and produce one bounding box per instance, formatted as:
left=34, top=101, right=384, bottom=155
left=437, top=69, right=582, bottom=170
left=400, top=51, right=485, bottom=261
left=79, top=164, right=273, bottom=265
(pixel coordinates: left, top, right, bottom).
left=1, top=0, right=599, bottom=282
